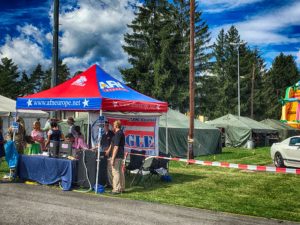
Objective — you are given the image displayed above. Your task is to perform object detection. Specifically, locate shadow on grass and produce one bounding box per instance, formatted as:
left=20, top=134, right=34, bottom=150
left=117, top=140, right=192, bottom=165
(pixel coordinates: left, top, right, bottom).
left=123, top=172, right=207, bottom=194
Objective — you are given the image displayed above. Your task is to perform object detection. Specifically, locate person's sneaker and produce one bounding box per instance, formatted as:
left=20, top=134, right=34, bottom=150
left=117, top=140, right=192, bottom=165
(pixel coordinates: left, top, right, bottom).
left=3, top=174, right=12, bottom=179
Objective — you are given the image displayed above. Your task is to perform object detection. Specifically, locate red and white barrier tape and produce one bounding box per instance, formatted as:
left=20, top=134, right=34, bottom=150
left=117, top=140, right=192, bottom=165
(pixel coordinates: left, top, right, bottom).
left=127, top=153, right=300, bottom=175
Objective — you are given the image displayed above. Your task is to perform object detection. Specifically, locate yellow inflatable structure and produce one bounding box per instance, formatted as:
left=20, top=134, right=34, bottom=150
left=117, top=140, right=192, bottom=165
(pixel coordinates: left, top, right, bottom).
left=281, top=83, right=300, bottom=128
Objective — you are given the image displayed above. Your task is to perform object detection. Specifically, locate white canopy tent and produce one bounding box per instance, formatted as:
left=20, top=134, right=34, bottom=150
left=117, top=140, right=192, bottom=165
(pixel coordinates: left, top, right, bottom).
left=0, top=95, right=48, bottom=134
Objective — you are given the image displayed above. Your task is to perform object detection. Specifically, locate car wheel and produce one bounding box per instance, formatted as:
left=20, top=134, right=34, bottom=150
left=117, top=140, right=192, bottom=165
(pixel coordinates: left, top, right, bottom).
left=274, top=152, right=285, bottom=167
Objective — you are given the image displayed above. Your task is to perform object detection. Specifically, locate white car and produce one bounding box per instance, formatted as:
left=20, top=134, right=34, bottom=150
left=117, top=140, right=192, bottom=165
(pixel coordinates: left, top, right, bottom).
left=271, top=136, right=300, bottom=168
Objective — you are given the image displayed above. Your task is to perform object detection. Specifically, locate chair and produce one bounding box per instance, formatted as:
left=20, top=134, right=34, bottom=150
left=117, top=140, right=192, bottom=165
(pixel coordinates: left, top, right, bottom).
left=130, top=156, right=157, bottom=187
left=128, top=151, right=170, bottom=188
left=158, top=151, right=170, bottom=171
left=125, top=149, right=145, bottom=172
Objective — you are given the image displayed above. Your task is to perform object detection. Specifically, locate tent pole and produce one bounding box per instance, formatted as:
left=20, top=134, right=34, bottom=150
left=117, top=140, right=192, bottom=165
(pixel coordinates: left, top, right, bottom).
left=166, top=111, right=168, bottom=155
left=13, top=111, right=17, bottom=141
left=87, top=112, right=90, bottom=148
left=95, top=110, right=102, bottom=194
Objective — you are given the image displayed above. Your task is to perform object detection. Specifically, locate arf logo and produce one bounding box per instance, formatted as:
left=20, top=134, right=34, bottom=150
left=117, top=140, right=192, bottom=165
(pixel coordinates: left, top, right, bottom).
left=72, top=76, right=87, bottom=86
left=99, top=80, right=127, bottom=92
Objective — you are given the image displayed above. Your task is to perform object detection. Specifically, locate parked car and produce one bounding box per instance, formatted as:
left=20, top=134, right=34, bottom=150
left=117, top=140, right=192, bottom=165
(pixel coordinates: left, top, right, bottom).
left=271, top=136, right=300, bottom=168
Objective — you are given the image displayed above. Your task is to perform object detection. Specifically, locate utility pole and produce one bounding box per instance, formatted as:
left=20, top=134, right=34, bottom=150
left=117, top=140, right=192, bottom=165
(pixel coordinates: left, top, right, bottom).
left=251, top=63, right=255, bottom=119
left=51, top=0, right=59, bottom=118
left=237, top=45, right=240, bottom=117
left=229, top=41, right=245, bottom=118
left=188, top=0, right=195, bottom=160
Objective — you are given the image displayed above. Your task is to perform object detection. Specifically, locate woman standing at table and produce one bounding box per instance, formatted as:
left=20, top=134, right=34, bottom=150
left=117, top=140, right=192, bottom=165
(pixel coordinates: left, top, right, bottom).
left=31, top=120, right=45, bottom=151
left=45, top=121, right=64, bottom=147
left=73, top=126, right=88, bottom=149
left=8, top=117, right=26, bottom=154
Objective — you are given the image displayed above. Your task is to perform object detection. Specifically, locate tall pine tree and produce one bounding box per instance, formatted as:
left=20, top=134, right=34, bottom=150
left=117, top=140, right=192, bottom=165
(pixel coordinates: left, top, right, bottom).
left=30, top=64, right=44, bottom=93
left=121, top=0, right=211, bottom=112
left=203, top=26, right=267, bottom=120
left=0, top=57, right=20, bottom=99
left=262, top=53, right=299, bottom=119
left=20, top=70, right=32, bottom=96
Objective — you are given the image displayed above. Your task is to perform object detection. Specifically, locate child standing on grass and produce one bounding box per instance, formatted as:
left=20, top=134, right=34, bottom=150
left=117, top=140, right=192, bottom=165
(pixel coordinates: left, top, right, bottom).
left=4, top=133, right=18, bottom=179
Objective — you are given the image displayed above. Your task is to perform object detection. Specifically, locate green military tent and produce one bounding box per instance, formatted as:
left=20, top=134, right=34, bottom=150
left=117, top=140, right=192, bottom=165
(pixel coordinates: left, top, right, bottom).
left=59, top=110, right=222, bottom=157
left=206, top=114, right=277, bottom=147
left=159, top=109, right=222, bottom=157
left=260, top=119, right=300, bottom=141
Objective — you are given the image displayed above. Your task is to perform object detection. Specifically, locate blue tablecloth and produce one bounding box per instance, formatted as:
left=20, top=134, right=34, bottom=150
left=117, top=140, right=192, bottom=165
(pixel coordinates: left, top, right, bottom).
left=18, top=155, right=77, bottom=191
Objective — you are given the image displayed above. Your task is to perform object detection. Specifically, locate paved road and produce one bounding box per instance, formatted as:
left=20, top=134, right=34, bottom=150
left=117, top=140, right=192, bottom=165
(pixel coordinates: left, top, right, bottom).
left=0, top=183, right=298, bottom=225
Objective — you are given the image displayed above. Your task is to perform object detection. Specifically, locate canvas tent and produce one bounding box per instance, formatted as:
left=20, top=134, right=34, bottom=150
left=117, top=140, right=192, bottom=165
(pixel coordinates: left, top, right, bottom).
left=17, top=65, right=167, bottom=112
left=58, top=109, right=222, bottom=157
left=16, top=64, right=168, bottom=192
left=16, top=64, right=168, bottom=150
left=207, top=114, right=277, bottom=147
left=261, top=119, right=300, bottom=141
left=0, top=95, right=48, bottom=134
left=159, top=108, right=222, bottom=157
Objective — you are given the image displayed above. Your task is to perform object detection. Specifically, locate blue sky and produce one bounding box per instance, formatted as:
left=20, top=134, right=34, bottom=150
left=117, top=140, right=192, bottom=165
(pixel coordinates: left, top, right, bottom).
left=0, top=0, right=299, bottom=78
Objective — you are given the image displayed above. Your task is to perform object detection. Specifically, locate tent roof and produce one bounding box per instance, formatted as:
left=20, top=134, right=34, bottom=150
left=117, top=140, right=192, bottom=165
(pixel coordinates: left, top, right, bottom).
left=159, top=108, right=218, bottom=130
left=0, top=95, right=48, bottom=118
left=207, top=114, right=276, bottom=133
left=260, top=119, right=299, bottom=131
left=16, top=64, right=168, bottom=113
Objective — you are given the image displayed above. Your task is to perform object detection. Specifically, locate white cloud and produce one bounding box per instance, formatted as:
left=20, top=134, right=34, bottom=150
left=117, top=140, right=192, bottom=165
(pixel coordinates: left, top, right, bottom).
left=211, top=1, right=300, bottom=45
left=0, top=0, right=135, bottom=78
left=63, top=53, right=129, bottom=81
left=58, top=0, right=135, bottom=77
left=201, top=0, right=263, bottom=13
left=16, top=24, right=49, bottom=46
left=0, top=29, right=50, bottom=73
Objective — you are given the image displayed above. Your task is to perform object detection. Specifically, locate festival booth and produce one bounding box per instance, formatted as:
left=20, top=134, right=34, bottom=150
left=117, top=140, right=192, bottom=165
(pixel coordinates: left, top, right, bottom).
left=0, top=94, right=48, bottom=134
left=16, top=64, right=168, bottom=191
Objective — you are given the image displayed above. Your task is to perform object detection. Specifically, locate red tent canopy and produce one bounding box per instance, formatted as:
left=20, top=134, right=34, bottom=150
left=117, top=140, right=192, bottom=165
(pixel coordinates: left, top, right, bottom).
left=17, top=65, right=168, bottom=113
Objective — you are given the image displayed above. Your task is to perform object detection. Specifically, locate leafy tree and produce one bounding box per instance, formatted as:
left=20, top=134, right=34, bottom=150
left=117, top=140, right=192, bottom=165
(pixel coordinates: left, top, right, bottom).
left=240, top=48, right=266, bottom=120
left=202, top=29, right=227, bottom=119
left=73, top=70, right=83, bottom=77
left=0, top=57, right=20, bottom=99
left=121, top=0, right=169, bottom=96
left=207, top=26, right=245, bottom=118
left=262, top=53, right=299, bottom=119
left=121, top=0, right=211, bottom=112
left=30, top=64, right=44, bottom=93
left=204, top=26, right=267, bottom=120
left=20, top=70, right=32, bottom=96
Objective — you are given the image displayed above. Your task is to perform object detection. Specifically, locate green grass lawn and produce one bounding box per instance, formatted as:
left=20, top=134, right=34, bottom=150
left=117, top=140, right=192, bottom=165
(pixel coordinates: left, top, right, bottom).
left=1, top=147, right=299, bottom=222
left=119, top=147, right=300, bottom=222
left=0, top=159, right=9, bottom=177
left=196, top=147, right=273, bottom=165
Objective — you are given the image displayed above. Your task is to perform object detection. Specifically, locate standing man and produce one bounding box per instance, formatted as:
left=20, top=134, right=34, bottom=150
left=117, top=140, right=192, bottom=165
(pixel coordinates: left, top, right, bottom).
left=101, top=121, right=114, bottom=187
left=110, top=120, right=125, bottom=194
left=67, top=117, right=77, bottom=137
